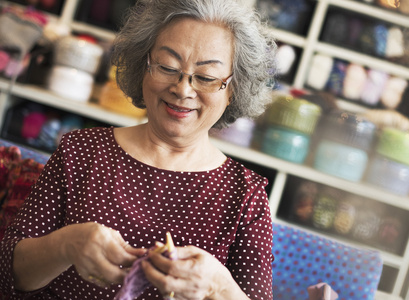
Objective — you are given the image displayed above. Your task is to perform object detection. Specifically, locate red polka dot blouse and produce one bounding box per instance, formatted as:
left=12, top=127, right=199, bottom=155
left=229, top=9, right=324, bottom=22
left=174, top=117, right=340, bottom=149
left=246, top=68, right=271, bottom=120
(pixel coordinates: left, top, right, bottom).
left=0, top=127, right=273, bottom=299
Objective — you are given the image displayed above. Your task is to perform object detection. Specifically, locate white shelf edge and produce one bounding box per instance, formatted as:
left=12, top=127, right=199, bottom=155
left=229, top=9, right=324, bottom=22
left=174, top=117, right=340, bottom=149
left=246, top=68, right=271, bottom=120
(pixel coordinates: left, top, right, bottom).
left=266, top=27, right=307, bottom=48
left=336, top=99, right=368, bottom=113
left=315, top=43, right=409, bottom=80
left=0, top=79, right=145, bottom=127
left=70, top=21, right=116, bottom=41
left=273, top=218, right=404, bottom=268
left=210, top=137, right=409, bottom=210
left=329, top=0, right=409, bottom=28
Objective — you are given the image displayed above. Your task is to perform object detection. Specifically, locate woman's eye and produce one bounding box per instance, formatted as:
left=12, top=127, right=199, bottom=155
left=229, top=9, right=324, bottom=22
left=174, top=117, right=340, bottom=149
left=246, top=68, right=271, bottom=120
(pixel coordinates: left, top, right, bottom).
left=159, top=65, right=179, bottom=75
left=195, top=75, right=217, bottom=83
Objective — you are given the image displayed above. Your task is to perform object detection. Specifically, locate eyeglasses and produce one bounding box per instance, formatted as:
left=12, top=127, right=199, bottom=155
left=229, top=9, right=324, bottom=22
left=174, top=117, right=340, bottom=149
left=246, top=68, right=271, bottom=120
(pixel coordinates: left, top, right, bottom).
left=147, top=54, right=232, bottom=93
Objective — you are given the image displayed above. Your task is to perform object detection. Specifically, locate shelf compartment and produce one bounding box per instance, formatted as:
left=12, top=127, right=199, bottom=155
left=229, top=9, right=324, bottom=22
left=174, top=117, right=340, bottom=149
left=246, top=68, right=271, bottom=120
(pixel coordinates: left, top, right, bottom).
left=315, top=43, right=409, bottom=81
left=0, top=97, right=111, bottom=153
left=277, top=176, right=409, bottom=257
left=0, top=79, right=145, bottom=127
left=329, top=0, right=409, bottom=28
left=211, top=138, right=409, bottom=211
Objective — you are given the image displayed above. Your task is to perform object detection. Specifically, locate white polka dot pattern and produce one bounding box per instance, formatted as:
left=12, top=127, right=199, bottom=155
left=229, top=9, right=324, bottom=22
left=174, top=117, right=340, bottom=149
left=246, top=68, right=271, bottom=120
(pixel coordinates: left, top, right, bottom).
left=0, top=127, right=273, bottom=299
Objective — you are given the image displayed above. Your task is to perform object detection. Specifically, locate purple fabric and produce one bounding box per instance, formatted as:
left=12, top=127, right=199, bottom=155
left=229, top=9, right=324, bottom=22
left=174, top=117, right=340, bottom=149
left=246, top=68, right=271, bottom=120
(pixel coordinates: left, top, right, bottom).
left=116, top=235, right=178, bottom=300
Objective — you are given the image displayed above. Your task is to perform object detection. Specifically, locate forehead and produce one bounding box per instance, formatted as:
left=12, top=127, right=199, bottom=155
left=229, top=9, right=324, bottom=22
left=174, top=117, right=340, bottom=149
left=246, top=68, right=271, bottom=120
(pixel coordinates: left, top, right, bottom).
left=153, top=17, right=234, bottom=64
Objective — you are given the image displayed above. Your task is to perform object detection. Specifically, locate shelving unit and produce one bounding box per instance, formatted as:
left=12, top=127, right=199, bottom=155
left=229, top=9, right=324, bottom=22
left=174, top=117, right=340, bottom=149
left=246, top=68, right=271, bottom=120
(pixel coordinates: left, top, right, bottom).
left=1, top=0, right=409, bottom=299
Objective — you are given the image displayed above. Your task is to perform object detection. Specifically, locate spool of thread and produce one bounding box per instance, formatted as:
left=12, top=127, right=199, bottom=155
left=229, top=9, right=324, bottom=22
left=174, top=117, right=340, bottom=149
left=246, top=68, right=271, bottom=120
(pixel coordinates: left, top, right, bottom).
left=312, top=189, right=338, bottom=230
left=333, top=198, right=356, bottom=235
left=48, top=65, right=94, bottom=102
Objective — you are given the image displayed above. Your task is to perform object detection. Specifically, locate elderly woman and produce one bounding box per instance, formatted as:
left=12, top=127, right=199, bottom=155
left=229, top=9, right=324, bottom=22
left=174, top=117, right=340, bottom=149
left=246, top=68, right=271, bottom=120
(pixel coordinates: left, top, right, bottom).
left=0, top=0, right=275, bottom=299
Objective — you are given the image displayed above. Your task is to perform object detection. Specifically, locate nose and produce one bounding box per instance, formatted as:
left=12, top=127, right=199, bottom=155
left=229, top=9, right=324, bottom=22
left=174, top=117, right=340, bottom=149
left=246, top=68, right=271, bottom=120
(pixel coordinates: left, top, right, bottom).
left=171, top=72, right=197, bottom=98
left=178, top=72, right=193, bottom=85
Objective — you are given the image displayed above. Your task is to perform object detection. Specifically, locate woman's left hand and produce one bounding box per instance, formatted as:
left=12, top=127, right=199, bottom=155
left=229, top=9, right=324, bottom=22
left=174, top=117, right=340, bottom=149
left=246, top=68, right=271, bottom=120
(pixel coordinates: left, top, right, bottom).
left=141, top=245, right=249, bottom=300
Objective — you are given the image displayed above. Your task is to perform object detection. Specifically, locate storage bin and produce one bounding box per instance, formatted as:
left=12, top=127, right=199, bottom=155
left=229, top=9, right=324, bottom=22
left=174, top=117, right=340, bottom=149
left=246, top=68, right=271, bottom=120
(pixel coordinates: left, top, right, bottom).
left=211, top=118, right=256, bottom=148
left=313, top=139, right=368, bottom=182
left=48, top=65, right=94, bottom=102
left=264, top=95, right=322, bottom=135
left=54, top=35, right=104, bottom=75
left=376, top=127, right=409, bottom=166
left=365, top=153, right=409, bottom=196
left=261, top=125, right=310, bottom=164
left=318, top=110, right=377, bottom=151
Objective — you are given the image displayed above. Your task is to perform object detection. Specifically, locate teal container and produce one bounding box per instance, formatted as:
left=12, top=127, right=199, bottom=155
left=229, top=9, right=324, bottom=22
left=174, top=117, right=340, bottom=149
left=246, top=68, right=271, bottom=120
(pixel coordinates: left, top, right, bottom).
left=261, top=126, right=310, bottom=164
left=314, top=139, right=368, bottom=182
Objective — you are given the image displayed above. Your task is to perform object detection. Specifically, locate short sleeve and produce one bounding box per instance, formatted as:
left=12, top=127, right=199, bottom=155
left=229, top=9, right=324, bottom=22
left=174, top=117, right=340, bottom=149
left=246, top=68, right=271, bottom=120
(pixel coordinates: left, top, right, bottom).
left=226, top=177, right=273, bottom=300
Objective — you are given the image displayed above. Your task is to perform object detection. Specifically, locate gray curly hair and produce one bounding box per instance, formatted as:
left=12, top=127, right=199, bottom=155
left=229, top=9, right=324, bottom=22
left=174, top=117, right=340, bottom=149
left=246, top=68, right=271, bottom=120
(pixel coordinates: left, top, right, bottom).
left=111, top=0, right=276, bottom=128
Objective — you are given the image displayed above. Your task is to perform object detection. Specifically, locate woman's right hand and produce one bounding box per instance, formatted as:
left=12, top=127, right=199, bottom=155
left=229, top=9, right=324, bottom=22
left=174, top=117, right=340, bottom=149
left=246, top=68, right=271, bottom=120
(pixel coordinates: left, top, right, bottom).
left=60, top=222, right=145, bottom=287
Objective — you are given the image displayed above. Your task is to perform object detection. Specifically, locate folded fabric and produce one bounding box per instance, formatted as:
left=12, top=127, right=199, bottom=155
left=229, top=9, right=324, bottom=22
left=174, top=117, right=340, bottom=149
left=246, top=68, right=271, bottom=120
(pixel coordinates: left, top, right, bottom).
left=325, top=60, right=347, bottom=96
left=361, top=69, right=389, bottom=106
left=0, top=6, right=47, bottom=58
left=275, top=44, right=296, bottom=75
left=373, top=23, right=388, bottom=57
left=380, top=77, right=408, bottom=109
left=347, top=17, right=363, bottom=49
left=0, top=50, right=10, bottom=72
left=358, top=23, right=376, bottom=56
left=308, top=283, right=339, bottom=300
left=321, top=13, right=348, bottom=46
left=306, top=54, right=333, bottom=90
left=343, top=64, right=367, bottom=100
left=115, top=232, right=177, bottom=300
left=385, top=27, right=404, bottom=58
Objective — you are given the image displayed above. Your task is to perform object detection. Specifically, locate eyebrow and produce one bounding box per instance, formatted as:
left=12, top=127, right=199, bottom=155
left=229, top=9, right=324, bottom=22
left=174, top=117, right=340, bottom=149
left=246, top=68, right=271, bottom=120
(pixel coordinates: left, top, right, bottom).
left=158, top=46, right=224, bottom=66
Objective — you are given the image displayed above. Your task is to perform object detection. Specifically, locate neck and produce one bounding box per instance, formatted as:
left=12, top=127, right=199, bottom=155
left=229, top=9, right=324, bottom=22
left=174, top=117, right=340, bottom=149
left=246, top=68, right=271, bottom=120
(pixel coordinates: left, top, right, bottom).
left=115, top=124, right=226, bottom=172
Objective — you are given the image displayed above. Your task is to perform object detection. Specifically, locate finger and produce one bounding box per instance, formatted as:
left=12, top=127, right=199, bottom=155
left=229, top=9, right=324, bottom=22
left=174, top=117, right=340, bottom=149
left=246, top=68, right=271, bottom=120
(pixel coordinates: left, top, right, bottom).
left=141, top=259, right=176, bottom=293
left=142, top=259, right=206, bottom=300
left=174, top=245, right=204, bottom=259
left=104, top=229, right=138, bottom=265
left=124, top=245, right=148, bottom=258
left=147, top=251, right=179, bottom=276
left=90, top=251, right=130, bottom=284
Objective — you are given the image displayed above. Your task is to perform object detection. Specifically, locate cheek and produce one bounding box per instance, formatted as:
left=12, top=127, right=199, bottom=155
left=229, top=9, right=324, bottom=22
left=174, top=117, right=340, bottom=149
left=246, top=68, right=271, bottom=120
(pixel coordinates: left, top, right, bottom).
left=142, top=76, right=161, bottom=103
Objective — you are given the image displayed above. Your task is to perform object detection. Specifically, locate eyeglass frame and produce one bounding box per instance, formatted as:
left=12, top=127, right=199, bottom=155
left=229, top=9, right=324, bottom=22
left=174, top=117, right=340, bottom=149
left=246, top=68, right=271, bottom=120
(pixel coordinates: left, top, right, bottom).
left=146, top=53, right=233, bottom=93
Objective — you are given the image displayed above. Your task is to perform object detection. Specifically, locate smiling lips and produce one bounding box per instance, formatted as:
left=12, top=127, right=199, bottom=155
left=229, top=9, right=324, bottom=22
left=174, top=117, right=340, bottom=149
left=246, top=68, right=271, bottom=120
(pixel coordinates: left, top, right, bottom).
left=166, top=102, right=195, bottom=113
